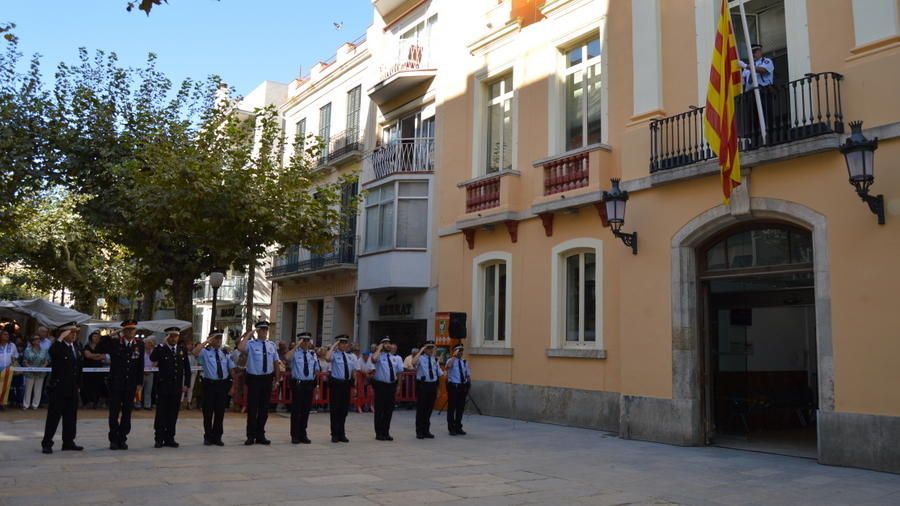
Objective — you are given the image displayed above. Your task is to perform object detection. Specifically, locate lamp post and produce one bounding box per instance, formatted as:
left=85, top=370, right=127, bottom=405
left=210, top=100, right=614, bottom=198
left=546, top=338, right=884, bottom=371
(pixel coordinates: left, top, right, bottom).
left=601, top=178, right=638, bottom=255
left=208, top=271, right=225, bottom=333
left=96, top=297, right=106, bottom=319
left=839, top=121, right=885, bottom=225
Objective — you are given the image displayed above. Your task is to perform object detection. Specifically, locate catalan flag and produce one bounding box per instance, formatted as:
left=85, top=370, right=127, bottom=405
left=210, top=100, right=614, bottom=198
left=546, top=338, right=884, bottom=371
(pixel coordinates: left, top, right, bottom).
left=703, top=0, right=743, bottom=203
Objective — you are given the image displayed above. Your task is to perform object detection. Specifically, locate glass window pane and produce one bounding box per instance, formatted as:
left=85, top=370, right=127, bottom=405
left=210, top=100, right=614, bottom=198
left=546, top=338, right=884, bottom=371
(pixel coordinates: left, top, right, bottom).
left=565, top=255, right=580, bottom=341
left=790, top=230, right=813, bottom=264
left=566, top=70, right=584, bottom=150
left=567, top=46, right=582, bottom=67
left=753, top=228, right=790, bottom=266
left=586, top=62, right=602, bottom=145
left=365, top=204, right=380, bottom=251
left=380, top=202, right=394, bottom=249
left=502, top=74, right=513, bottom=93
left=484, top=265, right=496, bottom=341
left=381, top=183, right=395, bottom=202
left=398, top=181, right=428, bottom=197
left=584, top=253, right=596, bottom=341
left=706, top=241, right=727, bottom=270
left=489, top=80, right=503, bottom=100
left=502, top=98, right=513, bottom=170
left=587, top=38, right=601, bottom=59
left=365, top=188, right=380, bottom=205
left=487, top=101, right=502, bottom=173
left=726, top=231, right=753, bottom=268
left=497, top=263, right=506, bottom=341
left=397, top=199, right=427, bottom=248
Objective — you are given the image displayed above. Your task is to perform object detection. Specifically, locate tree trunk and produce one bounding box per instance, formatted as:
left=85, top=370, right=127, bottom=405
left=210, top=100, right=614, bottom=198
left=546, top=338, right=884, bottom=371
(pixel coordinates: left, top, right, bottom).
left=172, top=274, right=195, bottom=323
left=245, top=256, right=256, bottom=332
left=141, top=285, right=157, bottom=320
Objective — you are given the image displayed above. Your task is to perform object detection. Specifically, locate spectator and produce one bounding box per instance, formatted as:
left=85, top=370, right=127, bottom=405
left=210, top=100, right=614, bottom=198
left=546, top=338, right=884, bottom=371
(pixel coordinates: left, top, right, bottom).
left=316, top=347, right=330, bottom=373
left=183, top=340, right=198, bottom=410
left=0, top=329, right=19, bottom=409
left=358, top=350, right=375, bottom=374
left=37, top=326, right=54, bottom=352
left=404, top=348, right=419, bottom=371
left=229, top=342, right=246, bottom=412
left=140, top=338, right=156, bottom=410
left=22, top=335, right=49, bottom=409
left=81, top=330, right=107, bottom=408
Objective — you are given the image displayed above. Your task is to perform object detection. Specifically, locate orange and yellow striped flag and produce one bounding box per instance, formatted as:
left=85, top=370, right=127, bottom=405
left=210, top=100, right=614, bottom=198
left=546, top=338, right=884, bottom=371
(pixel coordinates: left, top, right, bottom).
left=703, top=0, right=743, bottom=203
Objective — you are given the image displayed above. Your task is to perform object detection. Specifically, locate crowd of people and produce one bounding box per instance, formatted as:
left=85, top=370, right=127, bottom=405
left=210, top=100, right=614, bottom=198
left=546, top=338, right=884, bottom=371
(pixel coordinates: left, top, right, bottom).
left=10, top=319, right=473, bottom=454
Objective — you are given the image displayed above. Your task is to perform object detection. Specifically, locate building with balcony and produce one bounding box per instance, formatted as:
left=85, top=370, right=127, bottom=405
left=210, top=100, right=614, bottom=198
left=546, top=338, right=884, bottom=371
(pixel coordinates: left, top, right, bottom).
left=192, top=263, right=271, bottom=345
left=434, top=0, right=900, bottom=474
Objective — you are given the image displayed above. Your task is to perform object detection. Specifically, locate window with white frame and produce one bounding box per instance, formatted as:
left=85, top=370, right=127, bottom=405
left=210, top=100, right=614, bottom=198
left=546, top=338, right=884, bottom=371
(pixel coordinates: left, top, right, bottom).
left=319, top=103, right=332, bottom=156
left=551, top=239, right=602, bottom=349
left=472, top=252, right=512, bottom=347
left=364, top=181, right=428, bottom=252
left=485, top=74, right=514, bottom=173
left=295, top=118, right=306, bottom=148
left=346, top=86, right=361, bottom=141
left=564, top=37, right=602, bottom=151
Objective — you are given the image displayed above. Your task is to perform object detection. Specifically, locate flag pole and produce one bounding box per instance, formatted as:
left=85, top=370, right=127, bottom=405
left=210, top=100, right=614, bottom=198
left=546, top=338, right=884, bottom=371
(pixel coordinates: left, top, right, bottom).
left=735, top=0, right=767, bottom=145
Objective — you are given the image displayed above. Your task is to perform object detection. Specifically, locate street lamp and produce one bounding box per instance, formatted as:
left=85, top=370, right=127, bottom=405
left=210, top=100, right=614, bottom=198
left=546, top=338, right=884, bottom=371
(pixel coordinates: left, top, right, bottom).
left=839, top=121, right=885, bottom=225
left=96, top=297, right=106, bottom=319
left=601, top=178, right=638, bottom=255
left=208, top=271, right=225, bottom=332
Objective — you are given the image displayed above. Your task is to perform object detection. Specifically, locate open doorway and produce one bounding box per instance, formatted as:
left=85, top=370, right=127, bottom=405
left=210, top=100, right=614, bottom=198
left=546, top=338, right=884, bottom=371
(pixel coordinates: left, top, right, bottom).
left=701, top=223, right=818, bottom=458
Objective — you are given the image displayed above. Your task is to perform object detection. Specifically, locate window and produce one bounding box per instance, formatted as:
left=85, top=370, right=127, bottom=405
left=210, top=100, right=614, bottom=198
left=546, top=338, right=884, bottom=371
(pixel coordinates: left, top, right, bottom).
left=364, top=181, right=428, bottom=252
left=319, top=103, right=332, bottom=157
left=551, top=239, right=603, bottom=350
left=564, top=37, right=602, bottom=150
left=472, top=251, right=512, bottom=348
left=346, top=86, right=361, bottom=142
left=295, top=118, right=306, bottom=149
left=485, top=75, right=514, bottom=173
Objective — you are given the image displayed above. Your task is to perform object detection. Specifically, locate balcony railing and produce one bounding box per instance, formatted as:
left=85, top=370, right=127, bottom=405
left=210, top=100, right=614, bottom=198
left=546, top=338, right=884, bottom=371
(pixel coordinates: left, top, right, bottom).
left=364, top=137, right=434, bottom=182
left=266, top=237, right=357, bottom=279
left=465, top=175, right=501, bottom=212
left=193, top=280, right=247, bottom=303
left=649, top=72, right=844, bottom=173
left=379, top=39, right=433, bottom=82
left=317, top=129, right=362, bottom=167
left=543, top=151, right=589, bottom=195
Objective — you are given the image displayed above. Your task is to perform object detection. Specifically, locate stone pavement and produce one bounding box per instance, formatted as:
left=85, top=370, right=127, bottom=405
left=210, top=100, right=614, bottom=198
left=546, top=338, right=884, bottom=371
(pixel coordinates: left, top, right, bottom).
left=0, top=407, right=898, bottom=505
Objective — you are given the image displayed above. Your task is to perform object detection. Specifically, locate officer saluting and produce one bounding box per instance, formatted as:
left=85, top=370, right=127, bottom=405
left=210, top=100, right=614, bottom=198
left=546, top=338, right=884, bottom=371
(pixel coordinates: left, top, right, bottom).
left=370, top=336, right=404, bottom=441
left=325, top=335, right=356, bottom=443
left=285, top=332, right=320, bottom=444
left=193, top=328, right=235, bottom=446
left=238, top=321, right=282, bottom=445
left=413, top=341, right=442, bottom=439
left=445, top=345, right=471, bottom=436
left=150, top=327, right=191, bottom=448
left=41, top=322, right=84, bottom=454
left=90, top=319, right=144, bottom=450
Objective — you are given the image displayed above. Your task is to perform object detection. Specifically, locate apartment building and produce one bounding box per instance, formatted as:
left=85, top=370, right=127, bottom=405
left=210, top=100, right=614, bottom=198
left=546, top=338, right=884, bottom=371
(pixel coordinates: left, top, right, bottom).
left=435, top=0, right=900, bottom=474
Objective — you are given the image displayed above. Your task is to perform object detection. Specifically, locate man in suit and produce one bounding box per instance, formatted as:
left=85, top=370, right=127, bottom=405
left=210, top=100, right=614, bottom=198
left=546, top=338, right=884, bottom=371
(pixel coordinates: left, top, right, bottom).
left=150, top=327, right=191, bottom=448
left=41, top=322, right=83, bottom=454
left=89, top=319, right=145, bottom=450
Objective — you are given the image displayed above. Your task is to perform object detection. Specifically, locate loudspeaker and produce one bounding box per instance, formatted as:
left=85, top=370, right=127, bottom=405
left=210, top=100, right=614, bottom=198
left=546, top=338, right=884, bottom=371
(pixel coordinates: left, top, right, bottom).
left=448, top=312, right=467, bottom=339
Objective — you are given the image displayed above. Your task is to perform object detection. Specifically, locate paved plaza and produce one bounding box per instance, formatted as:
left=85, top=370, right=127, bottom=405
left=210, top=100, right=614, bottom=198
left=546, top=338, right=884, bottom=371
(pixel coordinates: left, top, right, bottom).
left=0, top=408, right=898, bottom=505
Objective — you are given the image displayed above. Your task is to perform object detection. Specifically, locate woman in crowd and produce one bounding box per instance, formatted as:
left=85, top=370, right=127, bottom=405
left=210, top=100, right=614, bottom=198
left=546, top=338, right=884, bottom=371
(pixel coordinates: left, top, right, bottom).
left=0, top=329, right=19, bottom=409
left=81, top=330, right=107, bottom=409
left=22, top=335, right=49, bottom=409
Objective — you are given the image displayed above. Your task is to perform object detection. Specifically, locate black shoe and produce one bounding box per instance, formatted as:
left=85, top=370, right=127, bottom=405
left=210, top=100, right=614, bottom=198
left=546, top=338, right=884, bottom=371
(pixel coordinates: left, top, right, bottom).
left=154, top=441, right=164, bottom=449
left=416, top=434, right=425, bottom=440
left=204, top=439, right=212, bottom=446
left=376, top=434, right=386, bottom=441
left=244, top=438, right=255, bottom=446
left=214, top=440, right=224, bottom=447
left=256, top=438, right=271, bottom=445
left=339, top=436, right=349, bottom=443
left=61, top=444, right=83, bottom=451
left=165, top=440, right=179, bottom=448
left=109, top=441, right=121, bottom=450
left=456, top=429, right=467, bottom=435
left=291, top=438, right=301, bottom=444
left=424, top=433, right=435, bottom=439
left=331, top=437, right=341, bottom=443
left=384, top=435, right=394, bottom=441
left=41, top=445, right=52, bottom=454
left=120, top=442, right=128, bottom=450
left=299, top=437, right=311, bottom=444
left=448, top=430, right=458, bottom=436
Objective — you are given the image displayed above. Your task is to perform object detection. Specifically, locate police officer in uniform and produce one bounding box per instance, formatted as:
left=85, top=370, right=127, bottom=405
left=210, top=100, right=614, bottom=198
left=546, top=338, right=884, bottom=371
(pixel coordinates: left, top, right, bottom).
left=285, top=332, right=320, bottom=444
left=41, top=322, right=83, bottom=454
left=325, top=335, right=356, bottom=443
left=238, top=321, right=282, bottom=445
left=413, top=341, right=442, bottom=439
left=370, top=336, right=404, bottom=441
left=149, top=327, right=191, bottom=448
left=193, top=328, right=234, bottom=446
left=90, top=319, right=144, bottom=450
left=445, top=345, right=471, bottom=436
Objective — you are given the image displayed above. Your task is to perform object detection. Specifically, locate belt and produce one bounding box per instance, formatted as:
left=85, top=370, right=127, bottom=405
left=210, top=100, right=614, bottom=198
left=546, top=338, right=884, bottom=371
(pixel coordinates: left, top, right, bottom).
left=203, top=378, right=230, bottom=383
left=374, top=380, right=397, bottom=385
left=293, top=378, right=316, bottom=384
left=329, top=377, right=350, bottom=383
left=246, top=373, right=273, bottom=378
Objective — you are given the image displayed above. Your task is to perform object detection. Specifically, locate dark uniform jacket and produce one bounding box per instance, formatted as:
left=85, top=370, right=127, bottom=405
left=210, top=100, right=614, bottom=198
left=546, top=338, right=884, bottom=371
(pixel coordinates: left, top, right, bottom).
left=150, top=343, right=191, bottom=395
left=47, top=340, right=82, bottom=398
left=96, top=336, right=145, bottom=391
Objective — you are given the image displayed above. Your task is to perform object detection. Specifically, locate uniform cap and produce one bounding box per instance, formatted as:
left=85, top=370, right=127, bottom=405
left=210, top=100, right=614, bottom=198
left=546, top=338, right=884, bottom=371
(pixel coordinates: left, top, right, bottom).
left=121, top=319, right=138, bottom=329
left=254, top=320, right=270, bottom=329
left=379, top=336, right=391, bottom=344
left=164, top=326, right=181, bottom=334
left=58, top=321, right=78, bottom=331
left=297, top=332, right=312, bottom=340
left=453, top=345, right=465, bottom=352
left=751, top=44, right=763, bottom=51
left=209, top=328, right=224, bottom=337
left=335, top=334, right=349, bottom=343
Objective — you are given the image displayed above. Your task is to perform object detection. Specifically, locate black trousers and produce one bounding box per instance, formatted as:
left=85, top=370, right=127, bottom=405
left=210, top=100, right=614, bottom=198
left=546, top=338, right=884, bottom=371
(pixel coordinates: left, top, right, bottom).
left=245, top=373, right=273, bottom=439
left=373, top=381, right=397, bottom=437
left=328, top=378, right=351, bottom=438
left=290, top=380, right=316, bottom=440
left=108, top=386, right=137, bottom=444
left=415, top=380, right=438, bottom=436
left=42, top=391, right=77, bottom=448
left=447, top=382, right=469, bottom=431
left=202, top=379, right=230, bottom=443
left=154, top=390, right=182, bottom=443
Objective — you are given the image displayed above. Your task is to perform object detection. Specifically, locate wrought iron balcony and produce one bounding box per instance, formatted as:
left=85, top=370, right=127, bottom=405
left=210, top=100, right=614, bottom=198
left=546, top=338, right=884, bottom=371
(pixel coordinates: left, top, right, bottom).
left=266, top=237, right=357, bottom=279
left=362, top=137, right=434, bottom=184
left=316, top=129, right=363, bottom=168
left=649, top=72, right=844, bottom=173
left=369, top=39, right=436, bottom=105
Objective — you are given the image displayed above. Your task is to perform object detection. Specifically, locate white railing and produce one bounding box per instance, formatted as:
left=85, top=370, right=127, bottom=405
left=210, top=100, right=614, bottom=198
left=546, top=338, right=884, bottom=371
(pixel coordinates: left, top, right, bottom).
left=379, top=39, right=433, bottom=82
left=363, top=137, right=435, bottom=183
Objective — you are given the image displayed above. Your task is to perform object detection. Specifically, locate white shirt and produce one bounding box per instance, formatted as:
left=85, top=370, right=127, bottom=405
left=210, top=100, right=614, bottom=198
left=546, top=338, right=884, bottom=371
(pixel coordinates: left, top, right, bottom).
left=0, top=343, right=19, bottom=369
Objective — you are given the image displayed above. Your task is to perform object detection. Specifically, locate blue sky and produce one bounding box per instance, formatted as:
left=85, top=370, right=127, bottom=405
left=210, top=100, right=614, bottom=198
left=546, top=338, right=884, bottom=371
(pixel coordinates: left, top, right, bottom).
left=2, top=0, right=373, bottom=96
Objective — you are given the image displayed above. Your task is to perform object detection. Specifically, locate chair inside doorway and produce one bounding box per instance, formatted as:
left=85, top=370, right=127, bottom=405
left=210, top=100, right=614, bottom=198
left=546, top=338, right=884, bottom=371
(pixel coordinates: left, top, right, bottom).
left=701, top=222, right=818, bottom=459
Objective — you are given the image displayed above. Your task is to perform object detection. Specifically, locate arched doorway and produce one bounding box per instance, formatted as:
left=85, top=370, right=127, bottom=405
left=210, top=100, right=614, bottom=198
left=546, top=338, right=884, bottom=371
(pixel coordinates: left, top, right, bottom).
left=700, top=222, right=817, bottom=457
